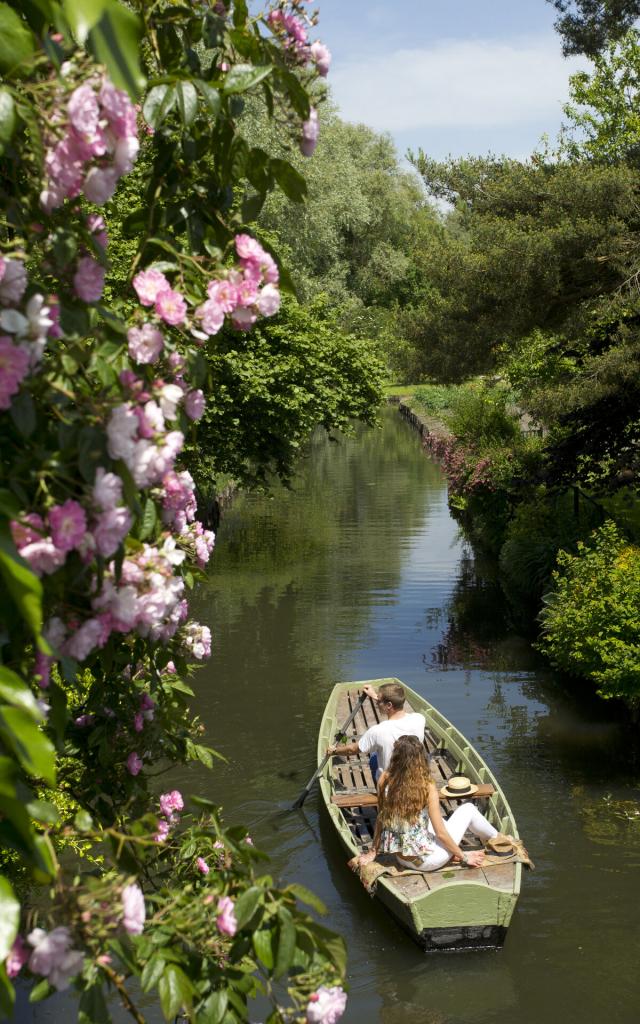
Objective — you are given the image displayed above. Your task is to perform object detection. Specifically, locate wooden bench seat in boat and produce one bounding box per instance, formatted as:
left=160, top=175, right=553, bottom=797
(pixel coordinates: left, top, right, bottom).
left=330, top=783, right=496, bottom=808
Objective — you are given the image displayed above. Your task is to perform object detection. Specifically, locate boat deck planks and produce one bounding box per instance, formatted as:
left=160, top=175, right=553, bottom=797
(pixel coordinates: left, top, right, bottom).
left=328, top=686, right=516, bottom=901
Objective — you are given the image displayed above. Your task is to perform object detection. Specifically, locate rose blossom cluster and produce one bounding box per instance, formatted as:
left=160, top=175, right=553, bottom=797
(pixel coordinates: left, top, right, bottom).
left=306, top=986, right=348, bottom=1024
left=73, top=214, right=108, bottom=304
left=11, top=466, right=133, bottom=580
left=91, top=537, right=187, bottom=647
left=131, top=233, right=281, bottom=343
left=41, top=78, right=139, bottom=213
left=266, top=7, right=332, bottom=77
left=215, top=896, right=237, bottom=937
left=121, top=883, right=146, bottom=936
left=154, top=788, right=184, bottom=843
left=0, top=257, right=57, bottom=409
left=24, top=928, right=84, bottom=991
left=179, top=621, right=212, bottom=660
left=106, top=389, right=185, bottom=489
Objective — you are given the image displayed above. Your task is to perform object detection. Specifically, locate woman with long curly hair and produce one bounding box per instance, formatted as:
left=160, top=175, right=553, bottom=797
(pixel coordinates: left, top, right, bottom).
left=357, top=735, right=498, bottom=871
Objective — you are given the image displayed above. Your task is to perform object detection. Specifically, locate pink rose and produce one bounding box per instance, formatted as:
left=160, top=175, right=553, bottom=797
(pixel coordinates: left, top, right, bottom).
left=83, top=166, right=119, bottom=205
left=306, top=986, right=347, bottom=1024
left=159, top=789, right=184, bottom=819
left=133, top=269, right=170, bottom=306
left=215, top=896, right=237, bottom=937
left=231, top=306, right=257, bottom=331
left=93, top=506, right=132, bottom=557
left=206, top=278, right=239, bottom=312
left=19, top=537, right=65, bottom=576
left=68, top=84, right=100, bottom=135
left=73, top=256, right=105, bottom=303
left=195, top=298, right=225, bottom=336
left=5, top=936, right=29, bottom=979
left=310, top=41, right=332, bottom=77
left=127, top=323, right=164, bottom=364
left=127, top=751, right=143, bottom=776
left=0, top=259, right=27, bottom=306
left=0, top=336, right=29, bottom=410
left=256, top=283, right=281, bottom=317
left=121, top=883, right=145, bottom=935
left=300, top=107, right=319, bottom=157
left=49, top=499, right=87, bottom=552
left=155, top=288, right=187, bottom=326
left=93, top=468, right=123, bottom=511
left=196, top=856, right=209, bottom=875
left=65, top=617, right=109, bottom=661
left=184, top=389, right=205, bottom=420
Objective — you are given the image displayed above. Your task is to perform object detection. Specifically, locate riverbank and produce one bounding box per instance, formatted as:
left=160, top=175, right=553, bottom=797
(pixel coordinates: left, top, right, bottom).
left=392, top=387, right=640, bottom=711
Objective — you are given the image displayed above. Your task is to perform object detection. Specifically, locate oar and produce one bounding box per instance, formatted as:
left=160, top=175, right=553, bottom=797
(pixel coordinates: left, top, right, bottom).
left=293, top=692, right=367, bottom=809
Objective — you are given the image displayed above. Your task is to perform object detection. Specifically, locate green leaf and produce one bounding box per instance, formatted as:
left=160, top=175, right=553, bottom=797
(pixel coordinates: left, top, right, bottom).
left=285, top=882, right=327, bottom=915
left=195, top=80, right=220, bottom=117
left=0, top=877, right=19, bottom=961
left=140, top=953, right=165, bottom=993
left=62, top=0, right=107, bottom=42
left=199, top=990, right=228, bottom=1024
left=176, top=81, right=198, bottom=126
left=143, top=84, right=176, bottom=128
left=0, top=707, right=56, bottom=785
left=269, top=158, right=307, bottom=203
left=0, top=524, right=43, bottom=642
left=252, top=929, right=274, bottom=970
left=0, top=88, right=16, bottom=150
left=0, top=963, right=15, bottom=1019
left=138, top=497, right=157, bottom=541
left=158, top=964, right=193, bottom=1021
left=223, top=64, right=272, bottom=95
left=0, top=757, right=17, bottom=798
left=233, top=886, right=263, bottom=930
left=29, top=978, right=52, bottom=1003
left=25, top=799, right=59, bottom=825
left=0, top=489, right=20, bottom=518
left=232, top=0, right=248, bottom=28
left=74, top=809, right=94, bottom=833
left=242, top=191, right=266, bottom=224
left=273, top=908, right=296, bottom=980
left=79, top=983, right=109, bottom=1024
left=0, top=667, right=44, bottom=720
left=0, top=3, right=35, bottom=73
left=9, top=390, right=36, bottom=437
left=88, top=0, right=146, bottom=99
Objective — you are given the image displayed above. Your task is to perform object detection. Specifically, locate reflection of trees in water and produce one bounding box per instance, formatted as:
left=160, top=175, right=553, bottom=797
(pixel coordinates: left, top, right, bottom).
left=577, top=790, right=640, bottom=846
left=189, top=409, right=448, bottom=781
left=429, top=545, right=511, bottom=669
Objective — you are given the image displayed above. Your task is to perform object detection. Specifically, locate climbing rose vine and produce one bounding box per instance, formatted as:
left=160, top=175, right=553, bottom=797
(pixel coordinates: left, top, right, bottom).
left=0, top=0, right=347, bottom=1021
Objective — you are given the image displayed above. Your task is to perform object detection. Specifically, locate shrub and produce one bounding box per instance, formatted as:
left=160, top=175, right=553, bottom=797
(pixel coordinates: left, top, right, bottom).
left=500, top=488, right=603, bottom=616
left=412, top=383, right=461, bottom=415
left=538, top=521, right=640, bottom=705
left=448, top=385, right=520, bottom=448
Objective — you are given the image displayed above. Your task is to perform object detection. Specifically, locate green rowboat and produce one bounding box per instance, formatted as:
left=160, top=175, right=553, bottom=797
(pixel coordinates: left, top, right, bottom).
left=317, top=678, right=522, bottom=952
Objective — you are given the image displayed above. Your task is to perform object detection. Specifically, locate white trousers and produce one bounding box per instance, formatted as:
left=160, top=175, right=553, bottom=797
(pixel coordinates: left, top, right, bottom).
left=396, top=803, right=498, bottom=872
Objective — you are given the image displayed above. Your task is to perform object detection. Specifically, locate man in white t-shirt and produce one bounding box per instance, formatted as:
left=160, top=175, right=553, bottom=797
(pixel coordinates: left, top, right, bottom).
left=327, top=682, right=425, bottom=782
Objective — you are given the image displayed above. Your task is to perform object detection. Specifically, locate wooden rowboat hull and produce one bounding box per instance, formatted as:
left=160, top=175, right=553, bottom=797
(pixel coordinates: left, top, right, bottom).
left=317, top=679, right=522, bottom=952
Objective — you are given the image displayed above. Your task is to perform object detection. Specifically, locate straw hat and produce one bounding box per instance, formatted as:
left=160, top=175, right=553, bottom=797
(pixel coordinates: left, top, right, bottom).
left=439, top=775, right=478, bottom=798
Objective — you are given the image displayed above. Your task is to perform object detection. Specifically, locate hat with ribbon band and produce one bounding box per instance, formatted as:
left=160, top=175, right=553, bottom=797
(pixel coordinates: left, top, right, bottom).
left=439, top=775, right=479, bottom=798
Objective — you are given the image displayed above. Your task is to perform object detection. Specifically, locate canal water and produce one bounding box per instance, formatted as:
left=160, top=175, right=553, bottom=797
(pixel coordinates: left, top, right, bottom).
left=181, top=408, right=640, bottom=1022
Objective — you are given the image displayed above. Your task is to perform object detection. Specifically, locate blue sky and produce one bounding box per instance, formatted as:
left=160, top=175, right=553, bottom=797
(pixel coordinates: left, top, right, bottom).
left=313, top=0, right=588, bottom=161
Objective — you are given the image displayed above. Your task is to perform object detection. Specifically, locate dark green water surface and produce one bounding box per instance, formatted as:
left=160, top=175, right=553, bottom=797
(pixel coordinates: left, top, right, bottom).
left=179, top=408, right=640, bottom=1023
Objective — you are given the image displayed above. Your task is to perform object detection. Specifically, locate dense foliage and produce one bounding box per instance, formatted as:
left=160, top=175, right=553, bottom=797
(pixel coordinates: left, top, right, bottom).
left=539, top=522, right=640, bottom=703
left=546, top=0, right=640, bottom=56
left=0, top=0, right=383, bottom=1020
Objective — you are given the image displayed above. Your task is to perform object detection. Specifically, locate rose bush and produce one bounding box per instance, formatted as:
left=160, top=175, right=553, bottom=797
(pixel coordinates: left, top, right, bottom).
left=0, top=0, right=351, bottom=1020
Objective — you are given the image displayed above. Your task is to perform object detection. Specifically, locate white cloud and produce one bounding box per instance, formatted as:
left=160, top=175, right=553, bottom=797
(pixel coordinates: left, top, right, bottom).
left=330, top=36, right=588, bottom=133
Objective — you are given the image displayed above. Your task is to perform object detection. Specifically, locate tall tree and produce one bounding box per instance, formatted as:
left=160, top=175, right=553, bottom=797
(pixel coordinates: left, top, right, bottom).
left=548, top=0, right=640, bottom=56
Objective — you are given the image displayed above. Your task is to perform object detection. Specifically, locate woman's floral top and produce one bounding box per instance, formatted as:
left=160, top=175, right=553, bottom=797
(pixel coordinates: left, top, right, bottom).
left=379, top=808, right=436, bottom=856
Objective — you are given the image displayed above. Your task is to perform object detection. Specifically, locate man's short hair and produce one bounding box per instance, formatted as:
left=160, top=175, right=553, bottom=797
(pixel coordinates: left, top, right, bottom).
left=378, top=683, right=405, bottom=710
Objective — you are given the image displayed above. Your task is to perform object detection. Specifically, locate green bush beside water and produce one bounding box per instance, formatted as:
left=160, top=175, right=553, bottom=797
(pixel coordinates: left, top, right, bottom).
left=539, top=522, right=640, bottom=706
